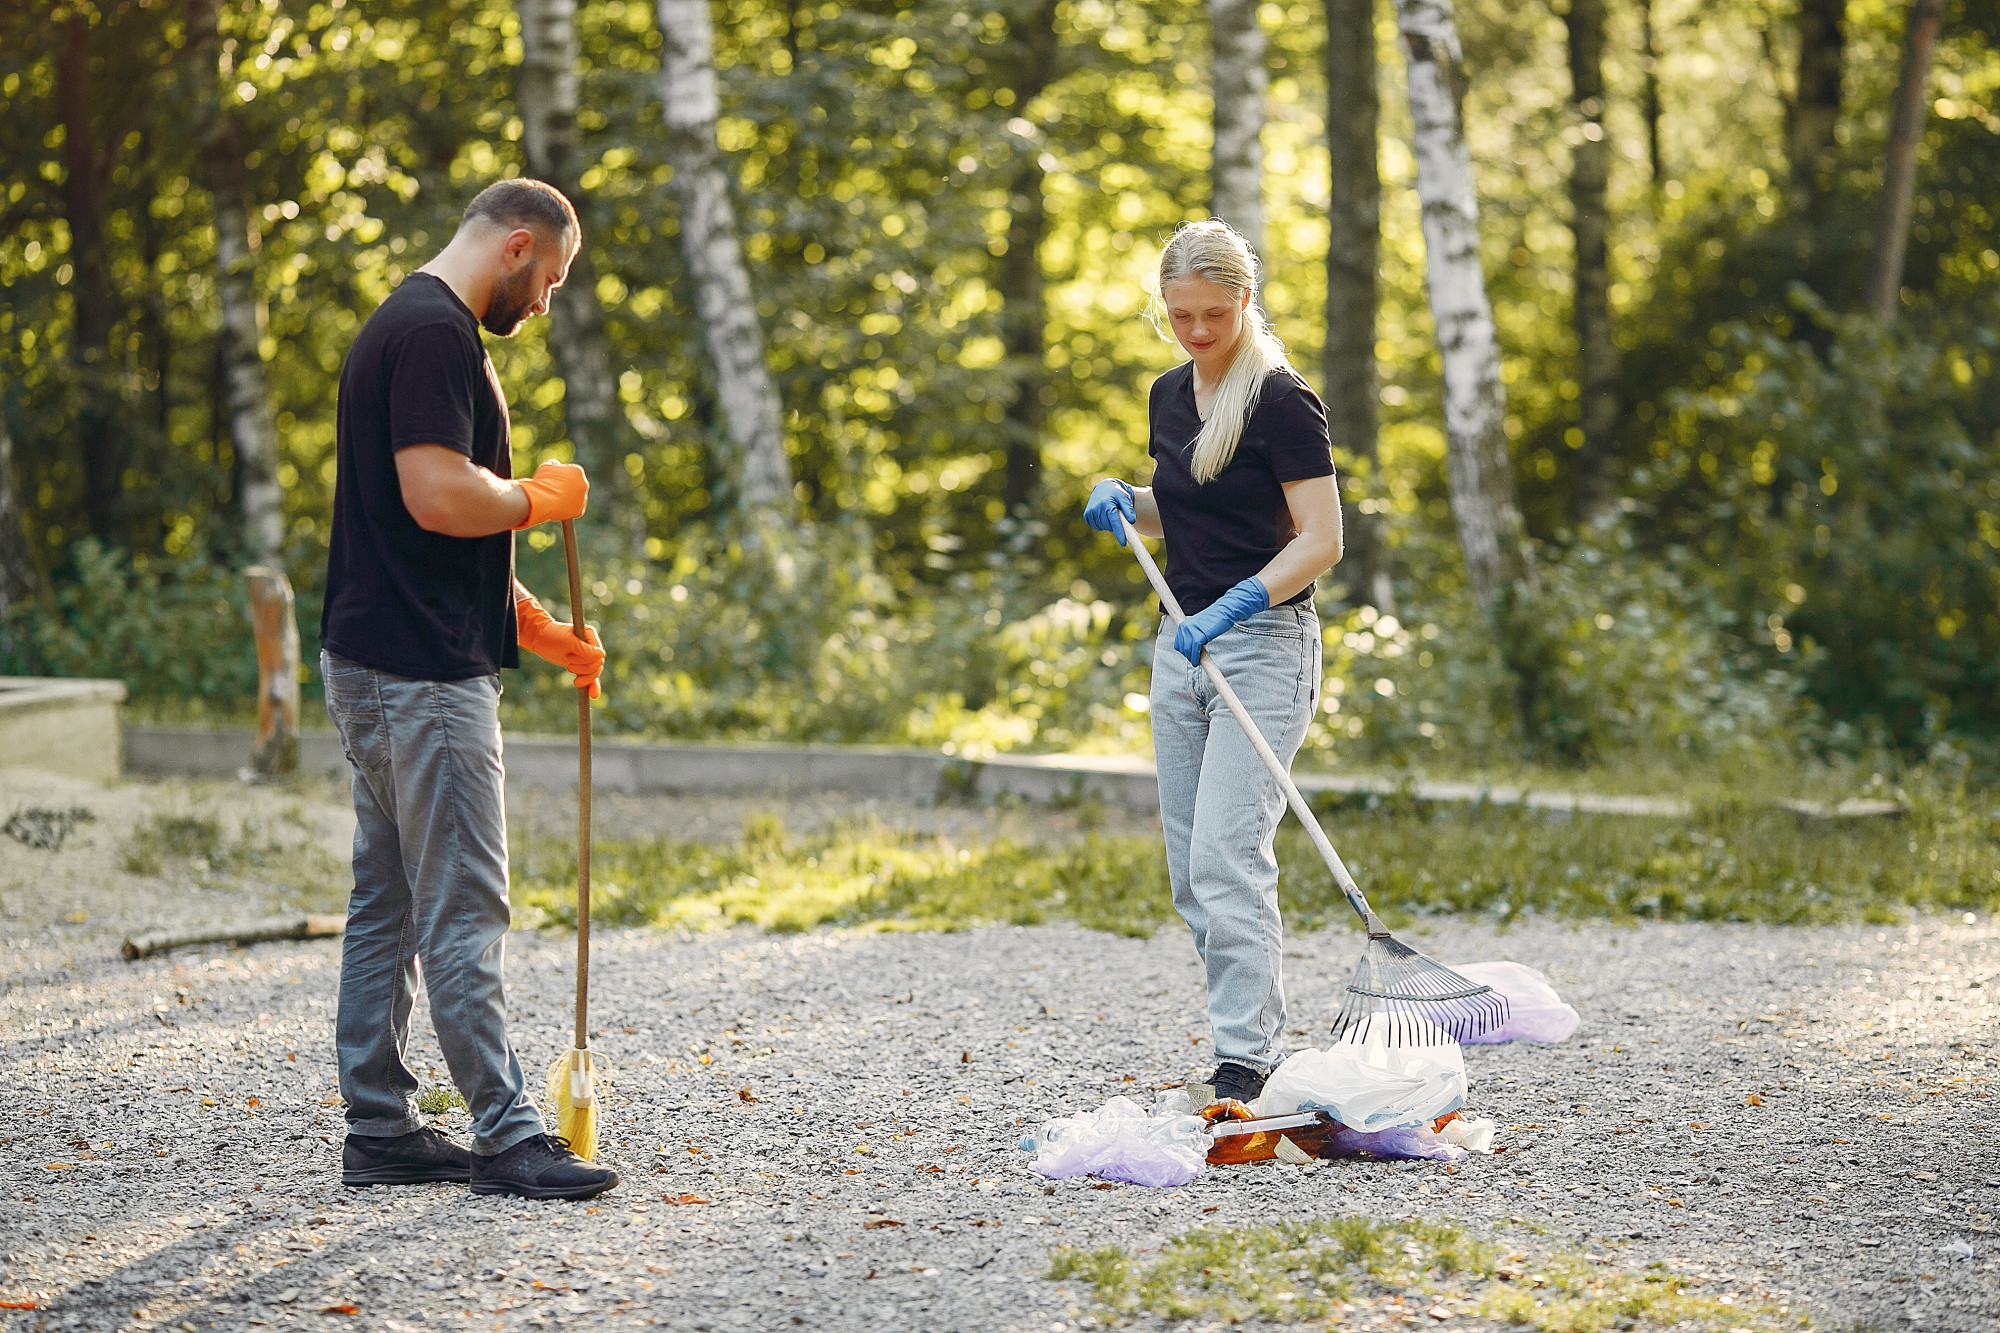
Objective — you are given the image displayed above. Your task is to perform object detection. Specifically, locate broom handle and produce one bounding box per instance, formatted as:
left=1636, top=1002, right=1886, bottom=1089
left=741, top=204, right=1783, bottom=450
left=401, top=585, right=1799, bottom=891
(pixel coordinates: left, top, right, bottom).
left=1120, top=514, right=1384, bottom=937
left=562, top=519, right=591, bottom=1051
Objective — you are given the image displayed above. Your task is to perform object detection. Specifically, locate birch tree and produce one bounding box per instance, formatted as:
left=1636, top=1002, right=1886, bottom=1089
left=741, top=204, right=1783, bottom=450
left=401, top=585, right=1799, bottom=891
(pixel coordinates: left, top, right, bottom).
left=1394, top=0, right=1530, bottom=610
left=518, top=0, right=626, bottom=523
left=196, top=0, right=298, bottom=774
left=1865, top=0, right=1945, bottom=323
left=1565, top=0, right=1619, bottom=521
left=655, top=0, right=795, bottom=519
left=1323, top=0, right=1394, bottom=611
left=1209, top=0, right=1266, bottom=249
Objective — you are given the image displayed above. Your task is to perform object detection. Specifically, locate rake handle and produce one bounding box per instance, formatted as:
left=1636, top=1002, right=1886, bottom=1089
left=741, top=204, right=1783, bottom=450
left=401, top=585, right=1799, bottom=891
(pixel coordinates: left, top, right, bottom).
left=1120, top=514, right=1384, bottom=936
left=562, top=518, right=591, bottom=1052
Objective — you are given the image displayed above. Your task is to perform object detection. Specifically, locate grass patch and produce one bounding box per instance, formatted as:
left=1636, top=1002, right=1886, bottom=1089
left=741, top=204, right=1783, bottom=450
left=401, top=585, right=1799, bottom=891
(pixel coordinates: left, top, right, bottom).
left=1046, top=1217, right=1804, bottom=1330
left=512, top=775, right=1998, bottom=936
left=119, top=802, right=345, bottom=906
left=417, top=1083, right=467, bottom=1117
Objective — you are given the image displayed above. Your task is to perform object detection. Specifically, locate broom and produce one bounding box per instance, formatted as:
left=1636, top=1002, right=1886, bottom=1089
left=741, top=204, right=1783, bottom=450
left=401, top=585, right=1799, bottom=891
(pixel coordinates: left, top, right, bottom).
left=1118, top=513, right=1507, bottom=1047
left=545, top=517, right=602, bottom=1158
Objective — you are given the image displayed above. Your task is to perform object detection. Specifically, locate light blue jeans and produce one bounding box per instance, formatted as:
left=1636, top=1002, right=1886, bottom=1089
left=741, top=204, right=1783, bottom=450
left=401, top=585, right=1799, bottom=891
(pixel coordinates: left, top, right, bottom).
left=321, top=651, right=545, bottom=1156
left=1150, top=603, right=1321, bottom=1074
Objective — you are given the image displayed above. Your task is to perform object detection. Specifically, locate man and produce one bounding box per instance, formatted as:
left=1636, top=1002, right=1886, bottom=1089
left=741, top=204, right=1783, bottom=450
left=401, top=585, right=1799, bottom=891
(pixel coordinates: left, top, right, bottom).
left=319, top=178, right=618, bottom=1200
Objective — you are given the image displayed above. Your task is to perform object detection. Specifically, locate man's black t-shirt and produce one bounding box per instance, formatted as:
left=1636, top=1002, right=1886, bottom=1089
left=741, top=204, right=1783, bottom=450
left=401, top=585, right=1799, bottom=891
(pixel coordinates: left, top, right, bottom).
left=1147, top=362, right=1336, bottom=615
left=320, top=273, right=519, bottom=681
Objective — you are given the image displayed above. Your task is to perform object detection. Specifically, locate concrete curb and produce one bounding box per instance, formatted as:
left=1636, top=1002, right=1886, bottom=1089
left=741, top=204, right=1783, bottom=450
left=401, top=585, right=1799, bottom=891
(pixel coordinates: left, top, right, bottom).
left=120, top=725, right=1902, bottom=820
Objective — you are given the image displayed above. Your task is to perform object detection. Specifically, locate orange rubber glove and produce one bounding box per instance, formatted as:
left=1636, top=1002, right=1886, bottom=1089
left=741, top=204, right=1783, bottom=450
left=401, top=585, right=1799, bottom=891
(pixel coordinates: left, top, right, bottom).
left=516, top=594, right=605, bottom=697
left=513, top=461, right=589, bottom=529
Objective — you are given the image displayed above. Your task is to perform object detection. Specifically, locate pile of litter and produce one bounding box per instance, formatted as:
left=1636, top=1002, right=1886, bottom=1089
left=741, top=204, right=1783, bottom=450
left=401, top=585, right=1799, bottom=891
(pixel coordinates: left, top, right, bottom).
left=1020, top=959, right=1575, bottom=1185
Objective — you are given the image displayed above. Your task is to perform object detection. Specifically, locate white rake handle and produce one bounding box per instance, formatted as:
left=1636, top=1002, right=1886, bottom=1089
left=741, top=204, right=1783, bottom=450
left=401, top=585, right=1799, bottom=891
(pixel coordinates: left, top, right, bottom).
left=1120, top=513, right=1384, bottom=936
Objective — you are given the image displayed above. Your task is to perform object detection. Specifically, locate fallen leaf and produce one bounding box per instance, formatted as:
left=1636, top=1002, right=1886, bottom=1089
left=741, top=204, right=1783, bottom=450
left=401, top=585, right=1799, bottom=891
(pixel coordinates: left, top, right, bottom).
left=0, top=1301, right=37, bottom=1311
left=43, top=1163, right=70, bottom=1171
left=961, top=1051, right=972, bottom=1063
left=664, top=1195, right=710, bottom=1206
left=318, top=1304, right=360, bottom=1315
left=862, top=1218, right=903, bottom=1229
left=697, top=1053, right=712, bottom=1065
left=737, top=1087, right=759, bottom=1103
left=247, top=1097, right=261, bottom=1109
left=1746, top=1093, right=1764, bottom=1107
left=1668, top=1198, right=1684, bottom=1207
left=644, top=1264, right=671, bottom=1275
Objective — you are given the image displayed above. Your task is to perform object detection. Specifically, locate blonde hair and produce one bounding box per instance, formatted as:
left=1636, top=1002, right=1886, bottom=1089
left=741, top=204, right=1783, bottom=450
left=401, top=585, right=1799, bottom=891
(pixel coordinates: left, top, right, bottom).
left=1153, top=220, right=1295, bottom=483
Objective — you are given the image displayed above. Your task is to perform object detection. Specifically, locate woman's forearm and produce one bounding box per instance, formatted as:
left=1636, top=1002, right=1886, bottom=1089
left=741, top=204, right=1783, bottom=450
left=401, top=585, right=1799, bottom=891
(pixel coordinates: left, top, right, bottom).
left=1254, top=527, right=1343, bottom=604
left=1130, top=486, right=1165, bottom=540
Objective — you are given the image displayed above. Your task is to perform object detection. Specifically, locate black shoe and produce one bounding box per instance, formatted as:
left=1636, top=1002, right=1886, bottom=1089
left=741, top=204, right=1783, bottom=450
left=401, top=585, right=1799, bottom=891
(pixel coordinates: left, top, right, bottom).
left=342, top=1126, right=474, bottom=1186
left=470, top=1134, right=620, bottom=1201
left=1210, top=1062, right=1268, bottom=1106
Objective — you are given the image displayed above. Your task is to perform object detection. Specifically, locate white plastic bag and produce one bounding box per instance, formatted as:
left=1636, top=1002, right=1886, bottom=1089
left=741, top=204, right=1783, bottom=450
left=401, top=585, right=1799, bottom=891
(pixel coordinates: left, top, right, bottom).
left=1453, top=961, right=1581, bottom=1045
left=1254, top=1017, right=1466, bottom=1131
left=1021, top=1095, right=1210, bottom=1187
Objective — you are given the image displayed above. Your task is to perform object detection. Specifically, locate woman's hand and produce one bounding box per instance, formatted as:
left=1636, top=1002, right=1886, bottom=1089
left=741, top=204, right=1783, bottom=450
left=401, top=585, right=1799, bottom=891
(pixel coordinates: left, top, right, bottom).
left=1084, top=478, right=1138, bottom=544
left=1173, top=576, right=1270, bottom=662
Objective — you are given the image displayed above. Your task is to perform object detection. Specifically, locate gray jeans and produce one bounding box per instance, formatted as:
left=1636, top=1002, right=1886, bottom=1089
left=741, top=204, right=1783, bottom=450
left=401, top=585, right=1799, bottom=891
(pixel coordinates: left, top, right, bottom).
left=1149, top=603, right=1321, bottom=1074
left=321, top=651, right=544, bottom=1156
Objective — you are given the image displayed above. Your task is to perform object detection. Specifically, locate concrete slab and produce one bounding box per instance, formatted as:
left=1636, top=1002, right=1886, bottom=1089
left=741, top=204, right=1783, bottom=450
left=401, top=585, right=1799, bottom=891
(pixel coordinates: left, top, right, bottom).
left=0, top=676, right=127, bottom=782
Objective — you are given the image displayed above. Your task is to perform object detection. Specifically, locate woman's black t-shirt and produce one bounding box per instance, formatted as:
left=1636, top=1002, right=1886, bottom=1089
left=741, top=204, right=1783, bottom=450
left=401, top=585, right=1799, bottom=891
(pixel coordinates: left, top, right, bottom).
left=1147, top=362, right=1336, bottom=616
left=320, top=273, right=520, bottom=681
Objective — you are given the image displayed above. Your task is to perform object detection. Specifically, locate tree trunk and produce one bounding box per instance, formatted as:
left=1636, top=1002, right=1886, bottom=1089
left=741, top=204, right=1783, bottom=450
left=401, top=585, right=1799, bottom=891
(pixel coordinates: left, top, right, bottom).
left=1323, top=0, right=1394, bottom=612
left=1395, top=0, right=1530, bottom=611
left=1785, top=0, right=1846, bottom=215
left=655, top=0, right=795, bottom=520
left=0, top=406, right=37, bottom=621
left=57, top=15, right=124, bottom=546
left=1565, top=0, right=1619, bottom=522
left=1864, top=0, right=1944, bottom=324
left=1639, top=0, right=1663, bottom=184
left=202, top=111, right=284, bottom=570
left=517, top=0, right=626, bottom=523
left=194, top=0, right=297, bottom=774
left=998, top=0, right=1060, bottom=514
left=1209, top=0, right=1267, bottom=249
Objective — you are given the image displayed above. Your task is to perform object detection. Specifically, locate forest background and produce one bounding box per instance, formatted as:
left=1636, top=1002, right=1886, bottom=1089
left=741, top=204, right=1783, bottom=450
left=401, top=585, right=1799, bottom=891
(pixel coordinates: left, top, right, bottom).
left=1, top=0, right=1996, bottom=783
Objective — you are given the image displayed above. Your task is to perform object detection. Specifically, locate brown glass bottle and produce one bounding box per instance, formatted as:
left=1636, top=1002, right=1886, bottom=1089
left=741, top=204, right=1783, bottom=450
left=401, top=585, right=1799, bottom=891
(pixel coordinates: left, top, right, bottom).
left=1205, top=1109, right=1345, bottom=1165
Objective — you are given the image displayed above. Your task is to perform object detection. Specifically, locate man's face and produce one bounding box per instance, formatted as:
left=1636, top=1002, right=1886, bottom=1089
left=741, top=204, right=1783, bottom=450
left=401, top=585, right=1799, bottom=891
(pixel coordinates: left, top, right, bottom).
left=483, top=227, right=576, bottom=337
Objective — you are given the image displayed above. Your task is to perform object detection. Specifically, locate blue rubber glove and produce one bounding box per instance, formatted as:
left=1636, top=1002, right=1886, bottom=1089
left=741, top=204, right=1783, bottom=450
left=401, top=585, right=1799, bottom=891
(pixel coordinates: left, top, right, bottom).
left=1173, top=577, right=1270, bottom=662
left=1083, top=478, right=1137, bottom=545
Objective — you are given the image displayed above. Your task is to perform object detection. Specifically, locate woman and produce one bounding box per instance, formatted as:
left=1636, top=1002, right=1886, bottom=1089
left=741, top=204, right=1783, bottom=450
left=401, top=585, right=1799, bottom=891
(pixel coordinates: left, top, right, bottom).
left=1084, top=220, right=1343, bottom=1106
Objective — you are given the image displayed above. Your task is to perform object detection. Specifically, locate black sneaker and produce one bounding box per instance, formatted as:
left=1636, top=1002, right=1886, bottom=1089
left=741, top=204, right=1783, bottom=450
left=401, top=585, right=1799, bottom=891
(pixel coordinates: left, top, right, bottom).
left=1210, top=1062, right=1268, bottom=1106
left=342, top=1126, right=474, bottom=1186
left=470, top=1134, right=620, bottom=1201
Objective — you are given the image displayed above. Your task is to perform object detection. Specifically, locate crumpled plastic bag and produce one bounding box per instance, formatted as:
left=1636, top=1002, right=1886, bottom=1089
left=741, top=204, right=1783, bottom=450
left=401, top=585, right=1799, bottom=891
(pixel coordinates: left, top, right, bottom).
left=1453, top=961, right=1581, bottom=1045
left=1330, top=1115, right=1497, bottom=1162
left=1020, top=1094, right=1209, bottom=1187
left=1253, top=1018, right=1466, bottom=1131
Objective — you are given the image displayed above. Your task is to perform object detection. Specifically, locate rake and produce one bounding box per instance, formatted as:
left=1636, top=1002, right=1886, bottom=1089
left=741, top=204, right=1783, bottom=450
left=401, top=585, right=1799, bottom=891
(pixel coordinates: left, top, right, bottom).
left=1118, top=513, right=1507, bottom=1047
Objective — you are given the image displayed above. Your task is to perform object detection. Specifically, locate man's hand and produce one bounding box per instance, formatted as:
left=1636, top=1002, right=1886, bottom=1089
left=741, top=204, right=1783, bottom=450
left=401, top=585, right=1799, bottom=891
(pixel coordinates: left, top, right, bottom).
left=514, top=461, right=589, bottom=529
left=516, top=594, right=606, bottom=697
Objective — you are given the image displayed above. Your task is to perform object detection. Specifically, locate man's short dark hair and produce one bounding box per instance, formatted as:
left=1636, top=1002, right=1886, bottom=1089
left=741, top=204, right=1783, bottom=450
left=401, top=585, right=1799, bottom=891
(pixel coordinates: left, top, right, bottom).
left=461, top=178, right=578, bottom=246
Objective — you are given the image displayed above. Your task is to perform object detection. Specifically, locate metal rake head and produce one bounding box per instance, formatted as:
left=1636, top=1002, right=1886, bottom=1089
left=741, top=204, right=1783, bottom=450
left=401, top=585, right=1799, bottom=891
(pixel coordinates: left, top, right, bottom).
left=1329, top=934, right=1509, bottom=1047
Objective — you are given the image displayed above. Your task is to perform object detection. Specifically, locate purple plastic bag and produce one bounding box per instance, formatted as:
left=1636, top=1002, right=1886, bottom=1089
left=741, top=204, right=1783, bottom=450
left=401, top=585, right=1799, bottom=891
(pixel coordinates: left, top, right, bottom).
left=1328, top=1124, right=1467, bottom=1162
left=1026, top=1096, right=1209, bottom=1187
left=1454, top=961, right=1581, bottom=1044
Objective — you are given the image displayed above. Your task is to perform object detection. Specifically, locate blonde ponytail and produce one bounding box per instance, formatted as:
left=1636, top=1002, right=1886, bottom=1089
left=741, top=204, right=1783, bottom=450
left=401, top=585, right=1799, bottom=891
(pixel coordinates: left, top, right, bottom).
left=1154, top=220, right=1296, bottom=483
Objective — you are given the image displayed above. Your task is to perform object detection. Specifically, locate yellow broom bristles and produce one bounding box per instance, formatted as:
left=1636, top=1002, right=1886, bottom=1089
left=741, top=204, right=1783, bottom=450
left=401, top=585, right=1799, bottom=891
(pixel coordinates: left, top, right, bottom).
left=545, top=1047, right=603, bottom=1161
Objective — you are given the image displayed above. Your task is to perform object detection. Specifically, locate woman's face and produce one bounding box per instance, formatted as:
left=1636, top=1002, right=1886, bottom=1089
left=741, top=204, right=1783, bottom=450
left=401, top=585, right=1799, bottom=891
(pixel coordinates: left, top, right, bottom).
left=1163, top=274, right=1250, bottom=370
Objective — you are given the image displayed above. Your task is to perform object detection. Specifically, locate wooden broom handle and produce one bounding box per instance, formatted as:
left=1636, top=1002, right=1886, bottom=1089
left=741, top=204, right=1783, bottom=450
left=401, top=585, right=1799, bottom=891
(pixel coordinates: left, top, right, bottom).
left=1118, top=514, right=1383, bottom=935
left=561, top=519, right=591, bottom=1050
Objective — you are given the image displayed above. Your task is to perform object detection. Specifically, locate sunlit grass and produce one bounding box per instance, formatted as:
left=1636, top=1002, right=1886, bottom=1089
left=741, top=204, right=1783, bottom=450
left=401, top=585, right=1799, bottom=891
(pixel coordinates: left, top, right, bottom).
left=1047, top=1218, right=1804, bottom=1330
left=511, top=776, right=1999, bottom=937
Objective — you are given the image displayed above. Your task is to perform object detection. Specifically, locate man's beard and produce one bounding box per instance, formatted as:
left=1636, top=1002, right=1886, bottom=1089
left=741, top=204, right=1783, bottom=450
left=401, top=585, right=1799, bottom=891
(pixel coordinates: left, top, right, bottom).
left=483, top=264, right=539, bottom=336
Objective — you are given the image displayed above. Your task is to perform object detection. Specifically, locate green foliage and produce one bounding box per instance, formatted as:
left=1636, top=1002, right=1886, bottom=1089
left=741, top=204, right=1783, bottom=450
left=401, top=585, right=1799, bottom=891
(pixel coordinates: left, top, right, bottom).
left=1644, top=293, right=2000, bottom=760
left=417, top=1083, right=468, bottom=1117
left=1048, top=1218, right=1798, bottom=1331
left=0, top=539, right=259, bottom=717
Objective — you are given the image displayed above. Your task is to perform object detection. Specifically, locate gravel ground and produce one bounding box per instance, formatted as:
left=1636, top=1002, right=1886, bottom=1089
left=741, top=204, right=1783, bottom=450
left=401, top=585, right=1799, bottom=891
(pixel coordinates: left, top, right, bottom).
left=3, top=771, right=1998, bottom=1332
